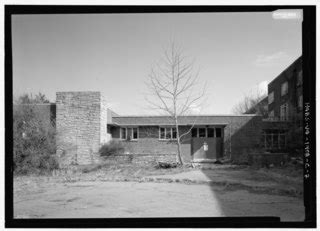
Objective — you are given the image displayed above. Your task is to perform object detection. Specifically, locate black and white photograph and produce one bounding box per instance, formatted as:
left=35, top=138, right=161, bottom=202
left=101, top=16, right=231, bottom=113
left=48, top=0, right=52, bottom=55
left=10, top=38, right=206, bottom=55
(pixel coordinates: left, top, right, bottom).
left=5, top=4, right=316, bottom=228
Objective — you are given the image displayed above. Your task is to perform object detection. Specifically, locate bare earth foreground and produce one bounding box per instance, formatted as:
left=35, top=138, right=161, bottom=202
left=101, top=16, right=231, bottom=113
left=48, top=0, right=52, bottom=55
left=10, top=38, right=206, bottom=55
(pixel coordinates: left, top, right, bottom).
left=14, top=180, right=304, bottom=221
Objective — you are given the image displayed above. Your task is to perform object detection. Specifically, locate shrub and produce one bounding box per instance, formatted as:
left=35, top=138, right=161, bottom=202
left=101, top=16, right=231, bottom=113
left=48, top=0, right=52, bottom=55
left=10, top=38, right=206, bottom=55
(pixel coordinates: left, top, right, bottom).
left=80, top=163, right=104, bottom=173
left=13, top=94, right=59, bottom=175
left=156, top=161, right=178, bottom=169
left=99, top=140, right=125, bottom=157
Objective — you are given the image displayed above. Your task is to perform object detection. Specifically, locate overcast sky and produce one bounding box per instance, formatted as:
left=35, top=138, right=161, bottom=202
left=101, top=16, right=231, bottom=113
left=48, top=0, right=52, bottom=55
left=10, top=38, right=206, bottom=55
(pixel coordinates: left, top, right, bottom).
left=12, top=11, right=302, bottom=115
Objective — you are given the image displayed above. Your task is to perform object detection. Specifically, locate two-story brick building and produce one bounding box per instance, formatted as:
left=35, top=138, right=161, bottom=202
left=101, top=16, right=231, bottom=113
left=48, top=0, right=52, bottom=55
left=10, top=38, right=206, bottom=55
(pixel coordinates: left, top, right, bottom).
left=262, top=56, right=303, bottom=154
left=267, top=56, right=303, bottom=122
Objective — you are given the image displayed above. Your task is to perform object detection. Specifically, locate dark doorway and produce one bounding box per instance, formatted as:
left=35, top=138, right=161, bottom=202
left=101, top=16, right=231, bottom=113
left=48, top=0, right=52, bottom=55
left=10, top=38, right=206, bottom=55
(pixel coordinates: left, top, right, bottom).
left=191, top=126, right=224, bottom=161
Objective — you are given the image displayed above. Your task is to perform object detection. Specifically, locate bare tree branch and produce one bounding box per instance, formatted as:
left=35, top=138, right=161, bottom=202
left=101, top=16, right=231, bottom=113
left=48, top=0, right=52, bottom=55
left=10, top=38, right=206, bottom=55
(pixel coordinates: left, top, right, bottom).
left=232, top=89, right=268, bottom=117
left=145, top=41, right=207, bottom=165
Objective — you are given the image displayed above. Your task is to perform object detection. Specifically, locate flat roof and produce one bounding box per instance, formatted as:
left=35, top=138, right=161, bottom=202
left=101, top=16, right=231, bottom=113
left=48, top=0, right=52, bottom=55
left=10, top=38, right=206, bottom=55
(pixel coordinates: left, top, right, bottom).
left=111, top=114, right=260, bottom=126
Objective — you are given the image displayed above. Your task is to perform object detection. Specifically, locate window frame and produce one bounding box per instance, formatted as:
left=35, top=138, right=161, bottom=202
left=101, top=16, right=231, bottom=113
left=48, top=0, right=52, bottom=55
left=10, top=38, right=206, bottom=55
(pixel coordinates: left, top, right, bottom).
left=268, top=110, right=274, bottom=118
left=172, top=127, right=177, bottom=139
left=131, top=127, right=139, bottom=140
left=297, top=70, right=303, bottom=86
left=215, top=128, right=222, bottom=138
left=281, top=81, right=288, bottom=96
left=268, top=91, right=274, bottom=104
left=159, top=127, right=166, bottom=140
left=298, top=95, right=303, bottom=111
left=198, top=127, right=206, bottom=138
left=159, top=127, right=177, bottom=140
left=191, top=127, right=198, bottom=138
left=262, top=130, right=287, bottom=150
left=191, top=127, right=222, bottom=138
left=280, top=103, right=289, bottom=121
left=207, top=127, right=215, bottom=138
left=120, top=127, right=127, bottom=140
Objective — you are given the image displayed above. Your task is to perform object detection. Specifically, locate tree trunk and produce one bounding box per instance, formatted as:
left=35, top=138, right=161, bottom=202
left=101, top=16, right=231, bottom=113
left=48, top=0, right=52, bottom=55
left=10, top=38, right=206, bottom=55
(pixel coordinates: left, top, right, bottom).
left=176, top=138, right=183, bottom=165
left=175, top=118, right=184, bottom=165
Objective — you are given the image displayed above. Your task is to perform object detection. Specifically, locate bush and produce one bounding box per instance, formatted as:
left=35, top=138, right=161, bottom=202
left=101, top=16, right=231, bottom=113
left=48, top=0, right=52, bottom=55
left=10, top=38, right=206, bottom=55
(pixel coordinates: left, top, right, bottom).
left=80, top=163, right=105, bottom=173
left=156, top=161, right=179, bottom=169
left=13, top=94, right=59, bottom=175
left=99, top=140, right=125, bottom=157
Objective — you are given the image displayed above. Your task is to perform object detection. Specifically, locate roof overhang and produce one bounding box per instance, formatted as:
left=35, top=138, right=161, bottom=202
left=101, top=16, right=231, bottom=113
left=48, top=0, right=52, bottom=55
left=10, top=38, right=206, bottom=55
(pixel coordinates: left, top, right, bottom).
left=108, top=123, right=228, bottom=126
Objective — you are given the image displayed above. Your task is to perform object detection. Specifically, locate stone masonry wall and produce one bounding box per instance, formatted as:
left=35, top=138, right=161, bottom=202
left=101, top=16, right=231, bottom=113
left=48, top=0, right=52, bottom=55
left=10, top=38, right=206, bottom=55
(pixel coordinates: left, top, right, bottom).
left=56, top=92, right=106, bottom=165
left=100, top=94, right=110, bottom=143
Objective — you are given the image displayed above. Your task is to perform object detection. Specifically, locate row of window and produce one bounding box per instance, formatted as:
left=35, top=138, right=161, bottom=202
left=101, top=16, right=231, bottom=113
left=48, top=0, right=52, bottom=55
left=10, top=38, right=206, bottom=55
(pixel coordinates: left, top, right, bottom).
left=268, top=82, right=287, bottom=105
left=120, top=127, right=138, bottom=140
left=159, top=127, right=177, bottom=140
left=119, top=127, right=287, bottom=150
left=268, top=103, right=289, bottom=121
left=160, top=127, right=222, bottom=140
left=119, top=127, right=222, bottom=140
left=268, top=70, right=302, bottom=105
left=262, top=131, right=286, bottom=150
left=268, top=95, right=303, bottom=121
left=120, top=127, right=286, bottom=150
left=191, top=127, right=222, bottom=138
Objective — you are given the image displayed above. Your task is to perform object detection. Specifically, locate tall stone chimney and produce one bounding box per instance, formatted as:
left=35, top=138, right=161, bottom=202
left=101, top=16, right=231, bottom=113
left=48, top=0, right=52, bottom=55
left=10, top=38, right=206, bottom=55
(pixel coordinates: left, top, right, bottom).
left=56, top=91, right=109, bottom=166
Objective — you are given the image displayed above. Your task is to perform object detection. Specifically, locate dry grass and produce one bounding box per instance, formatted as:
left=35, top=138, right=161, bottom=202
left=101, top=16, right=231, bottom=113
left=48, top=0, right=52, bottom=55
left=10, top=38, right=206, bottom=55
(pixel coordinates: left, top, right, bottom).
left=14, top=158, right=303, bottom=199
left=14, top=158, right=194, bottom=185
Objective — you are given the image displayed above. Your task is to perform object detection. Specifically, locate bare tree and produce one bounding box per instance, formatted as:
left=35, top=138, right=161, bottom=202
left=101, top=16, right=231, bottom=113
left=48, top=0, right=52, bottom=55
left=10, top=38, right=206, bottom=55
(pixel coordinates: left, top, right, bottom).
left=232, top=89, right=268, bottom=117
left=145, top=42, right=206, bottom=165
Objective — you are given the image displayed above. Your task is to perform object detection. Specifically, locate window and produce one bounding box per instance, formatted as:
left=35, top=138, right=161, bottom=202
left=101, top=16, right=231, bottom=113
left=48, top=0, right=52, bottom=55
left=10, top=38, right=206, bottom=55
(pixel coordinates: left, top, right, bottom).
left=279, top=132, right=286, bottom=148
left=198, top=128, right=206, bottom=137
left=165, top=128, right=172, bottom=139
left=132, top=127, right=138, bottom=140
left=120, top=127, right=127, bottom=140
left=297, top=70, right=303, bottom=86
left=215, top=128, right=222, bottom=138
left=262, top=130, right=286, bottom=150
left=207, top=128, right=214, bottom=138
left=191, top=128, right=198, bottom=137
left=265, top=133, right=272, bottom=148
left=160, top=127, right=165, bottom=139
left=281, top=81, right=288, bottom=96
left=172, top=128, right=177, bottom=139
left=268, top=92, right=274, bottom=104
left=268, top=110, right=274, bottom=118
left=120, top=127, right=138, bottom=140
left=191, top=127, right=222, bottom=138
left=159, top=127, right=177, bottom=140
left=298, top=95, right=303, bottom=110
left=280, top=103, right=289, bottom=121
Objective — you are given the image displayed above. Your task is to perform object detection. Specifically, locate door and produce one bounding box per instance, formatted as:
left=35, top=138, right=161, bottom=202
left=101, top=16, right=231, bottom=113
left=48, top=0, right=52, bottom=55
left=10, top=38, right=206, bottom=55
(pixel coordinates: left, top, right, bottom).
left=191, top=127, right=224, bottom=160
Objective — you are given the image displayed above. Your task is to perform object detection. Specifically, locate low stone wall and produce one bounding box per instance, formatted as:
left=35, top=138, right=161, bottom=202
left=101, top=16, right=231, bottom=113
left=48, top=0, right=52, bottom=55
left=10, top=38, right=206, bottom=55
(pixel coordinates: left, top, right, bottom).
left=248, top=153, right=289, bottom=167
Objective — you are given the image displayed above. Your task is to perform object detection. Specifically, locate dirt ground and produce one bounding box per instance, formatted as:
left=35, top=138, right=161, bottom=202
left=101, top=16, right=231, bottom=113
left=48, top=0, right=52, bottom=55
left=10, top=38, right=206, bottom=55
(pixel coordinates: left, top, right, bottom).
left=14, top=178, right=304, bottom=221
